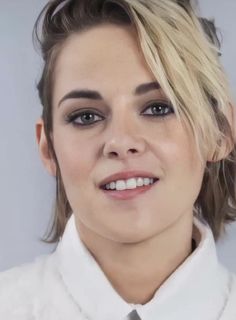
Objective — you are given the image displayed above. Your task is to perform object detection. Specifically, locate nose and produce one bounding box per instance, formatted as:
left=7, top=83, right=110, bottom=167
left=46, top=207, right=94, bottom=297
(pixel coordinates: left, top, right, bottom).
left=102, top=119, right=146, bottom=160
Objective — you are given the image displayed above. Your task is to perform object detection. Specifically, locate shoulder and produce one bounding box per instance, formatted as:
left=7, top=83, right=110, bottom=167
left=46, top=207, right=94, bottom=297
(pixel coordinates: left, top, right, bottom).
left=0, top=254, right=53, bottom=319
left=0, top=254, right=49, bottom=284
left=220, top=268, right=236, bottom=319
left=0, top=253, right=80, bottom=320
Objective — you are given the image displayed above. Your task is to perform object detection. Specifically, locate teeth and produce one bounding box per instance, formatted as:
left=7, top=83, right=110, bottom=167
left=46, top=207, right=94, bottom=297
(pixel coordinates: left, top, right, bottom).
left=104, top=177, right=155, bottom=191
left=109, top=181, right=116, bottom=190
left=137, top=177, right=144, bottom=187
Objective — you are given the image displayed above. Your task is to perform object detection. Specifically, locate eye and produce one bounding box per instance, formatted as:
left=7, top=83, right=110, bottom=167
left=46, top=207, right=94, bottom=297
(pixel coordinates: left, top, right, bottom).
left=65, top=109, right=104, bottom=126
left=142, top=101, right=174, bottom=117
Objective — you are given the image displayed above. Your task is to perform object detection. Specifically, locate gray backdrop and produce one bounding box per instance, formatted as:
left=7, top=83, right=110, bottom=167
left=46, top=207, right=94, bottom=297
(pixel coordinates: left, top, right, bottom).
left=0, top=0, right=235, bottom=272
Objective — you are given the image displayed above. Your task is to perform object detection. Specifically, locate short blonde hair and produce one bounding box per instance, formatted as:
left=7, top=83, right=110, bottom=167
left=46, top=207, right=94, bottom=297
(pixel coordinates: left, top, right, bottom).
left=33, top=0, right=236, bottom=242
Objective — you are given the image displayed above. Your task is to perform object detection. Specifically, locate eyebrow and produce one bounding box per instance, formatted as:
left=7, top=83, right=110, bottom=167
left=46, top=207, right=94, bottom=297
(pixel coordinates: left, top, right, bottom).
left=58, top=81, right=161, bottom=107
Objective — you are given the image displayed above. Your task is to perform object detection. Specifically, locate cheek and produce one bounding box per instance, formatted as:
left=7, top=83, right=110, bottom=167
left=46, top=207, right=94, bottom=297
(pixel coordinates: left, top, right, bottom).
left=149, top=120, right=204, bottom=187
left=164, top=135, right=204, bottom=197
left=146, top=119, right=195, bottom=168
left=53, top=130, right=95, bottom=185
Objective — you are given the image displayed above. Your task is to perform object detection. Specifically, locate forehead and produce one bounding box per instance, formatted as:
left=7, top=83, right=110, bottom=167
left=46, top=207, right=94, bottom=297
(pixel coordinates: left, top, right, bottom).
left=53, top=24, right=156, bottom=103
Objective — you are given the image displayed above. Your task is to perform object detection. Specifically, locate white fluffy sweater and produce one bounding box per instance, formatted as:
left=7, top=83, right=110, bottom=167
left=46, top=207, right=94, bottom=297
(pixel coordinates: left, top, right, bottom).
left=0, top=214, right=236, bottom=320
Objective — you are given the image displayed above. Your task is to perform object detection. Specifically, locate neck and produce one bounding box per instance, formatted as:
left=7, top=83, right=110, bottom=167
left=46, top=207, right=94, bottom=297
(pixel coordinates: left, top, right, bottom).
left=76, top=213, right=194, bottom=305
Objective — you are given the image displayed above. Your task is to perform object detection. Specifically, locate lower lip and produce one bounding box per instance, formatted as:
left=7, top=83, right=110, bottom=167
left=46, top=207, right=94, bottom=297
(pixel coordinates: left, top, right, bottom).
left=100, top=180, right=159, bottom=200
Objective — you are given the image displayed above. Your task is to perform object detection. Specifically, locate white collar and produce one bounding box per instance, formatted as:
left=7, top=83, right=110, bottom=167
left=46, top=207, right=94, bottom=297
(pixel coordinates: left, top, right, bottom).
left=55, top=214, right=231, bottom=320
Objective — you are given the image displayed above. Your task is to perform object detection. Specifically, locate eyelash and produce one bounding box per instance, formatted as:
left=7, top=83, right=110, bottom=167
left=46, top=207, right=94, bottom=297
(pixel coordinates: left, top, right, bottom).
left=65, top=102, right=174, bottom=127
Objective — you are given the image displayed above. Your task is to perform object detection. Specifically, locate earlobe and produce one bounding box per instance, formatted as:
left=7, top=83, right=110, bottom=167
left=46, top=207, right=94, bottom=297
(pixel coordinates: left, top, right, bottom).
left=35, top=118, right=57, bottom=176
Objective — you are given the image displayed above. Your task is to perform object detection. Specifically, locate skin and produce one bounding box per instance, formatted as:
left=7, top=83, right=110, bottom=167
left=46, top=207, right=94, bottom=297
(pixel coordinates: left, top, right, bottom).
left=36, top=24, right=219, bottom=304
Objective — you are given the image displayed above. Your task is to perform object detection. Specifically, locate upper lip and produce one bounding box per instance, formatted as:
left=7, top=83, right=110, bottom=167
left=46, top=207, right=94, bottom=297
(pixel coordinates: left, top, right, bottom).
left=98, top=170, right=159, bottom=188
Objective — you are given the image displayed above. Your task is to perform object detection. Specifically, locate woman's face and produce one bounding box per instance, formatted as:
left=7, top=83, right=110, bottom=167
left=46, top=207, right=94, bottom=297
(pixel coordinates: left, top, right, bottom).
left=40, top=24, right=206, bottom=243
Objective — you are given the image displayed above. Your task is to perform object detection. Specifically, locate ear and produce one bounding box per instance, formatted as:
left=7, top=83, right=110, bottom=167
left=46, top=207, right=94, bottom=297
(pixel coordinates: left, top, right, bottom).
left=207, top=102, right=236, bottom=162
left=35, top=118, right=57, bottom=176
left=207, top=139, right=232, bottom=162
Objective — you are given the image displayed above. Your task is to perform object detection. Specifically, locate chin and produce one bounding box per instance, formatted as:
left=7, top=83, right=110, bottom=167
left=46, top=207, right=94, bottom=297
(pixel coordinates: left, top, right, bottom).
left=102, top=226, right=154, bottom=244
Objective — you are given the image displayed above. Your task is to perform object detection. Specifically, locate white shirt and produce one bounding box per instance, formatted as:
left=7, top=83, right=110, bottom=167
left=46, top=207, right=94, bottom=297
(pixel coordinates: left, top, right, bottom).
left=0, top=213, right=236, bottom=320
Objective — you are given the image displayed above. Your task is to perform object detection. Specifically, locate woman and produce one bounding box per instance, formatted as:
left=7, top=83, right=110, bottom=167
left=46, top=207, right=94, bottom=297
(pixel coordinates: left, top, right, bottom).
left=1, top=0, right=236, bottom=319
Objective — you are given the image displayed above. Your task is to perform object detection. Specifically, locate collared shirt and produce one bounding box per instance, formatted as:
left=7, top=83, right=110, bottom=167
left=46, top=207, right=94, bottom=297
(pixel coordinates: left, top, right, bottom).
left=0, top=213, right=236, bottom=320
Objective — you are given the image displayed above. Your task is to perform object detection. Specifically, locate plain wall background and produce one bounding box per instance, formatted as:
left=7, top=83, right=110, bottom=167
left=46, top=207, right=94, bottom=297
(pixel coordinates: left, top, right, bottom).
left=0, top=0, right=235, bottom=272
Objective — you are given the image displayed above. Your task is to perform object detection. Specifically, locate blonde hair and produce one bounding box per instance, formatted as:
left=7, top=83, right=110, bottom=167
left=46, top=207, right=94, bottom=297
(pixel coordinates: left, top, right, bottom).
left=33, top=0, right=236, bottom=242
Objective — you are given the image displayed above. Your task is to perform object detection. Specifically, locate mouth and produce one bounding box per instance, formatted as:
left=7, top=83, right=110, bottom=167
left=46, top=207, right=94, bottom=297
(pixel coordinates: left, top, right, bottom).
left=99, top=177, right=159, bottom=200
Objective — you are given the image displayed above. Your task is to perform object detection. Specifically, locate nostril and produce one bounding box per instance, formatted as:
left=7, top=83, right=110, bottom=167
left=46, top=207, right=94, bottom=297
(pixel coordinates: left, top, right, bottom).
left=129, top=149, right=138, bottom=154
left=108, top=151, right=118, bottom=158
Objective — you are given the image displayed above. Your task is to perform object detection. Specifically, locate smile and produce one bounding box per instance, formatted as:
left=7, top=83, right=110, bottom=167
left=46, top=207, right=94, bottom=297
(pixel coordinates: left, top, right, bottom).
left=100, top=178, right=159, bottom=200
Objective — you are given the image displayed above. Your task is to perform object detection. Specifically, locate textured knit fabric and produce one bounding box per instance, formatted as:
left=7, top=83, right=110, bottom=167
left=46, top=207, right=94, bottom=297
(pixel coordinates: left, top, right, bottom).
left=0, top=213, right=236, bottom=320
